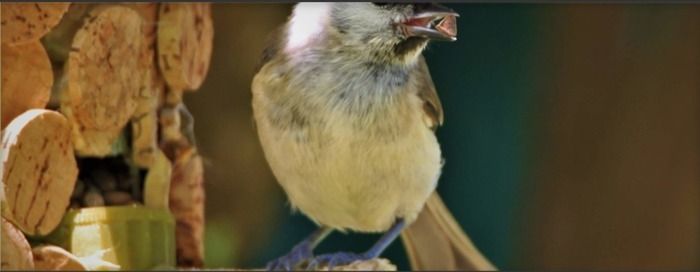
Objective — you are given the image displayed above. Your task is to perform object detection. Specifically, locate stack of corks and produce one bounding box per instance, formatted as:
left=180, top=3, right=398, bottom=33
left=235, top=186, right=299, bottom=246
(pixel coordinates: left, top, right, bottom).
left=1, top=3, right=212, bottom=270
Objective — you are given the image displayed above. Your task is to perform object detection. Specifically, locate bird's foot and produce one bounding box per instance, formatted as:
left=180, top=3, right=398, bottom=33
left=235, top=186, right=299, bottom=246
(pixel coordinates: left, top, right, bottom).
left=306, top=251, right=370, bottom=270
left=266, top=241, right=314, bottom=271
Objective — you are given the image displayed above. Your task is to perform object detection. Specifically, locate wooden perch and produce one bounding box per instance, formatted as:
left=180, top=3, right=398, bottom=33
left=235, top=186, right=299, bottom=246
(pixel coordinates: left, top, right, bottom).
left=1, top=217, right=34, bottom=270
left=319, top=259, right=396, bottom=271
left=58, top=6, right=147, bottom=157
left=1, top=41, right=53, bottom=128
left=157, top=3, right=213, bottom=91
left=169, top=147, right=205, bottom=268
left=1, top=109, right=78, bottom=236
left=0, top=3, right=70, bottom=45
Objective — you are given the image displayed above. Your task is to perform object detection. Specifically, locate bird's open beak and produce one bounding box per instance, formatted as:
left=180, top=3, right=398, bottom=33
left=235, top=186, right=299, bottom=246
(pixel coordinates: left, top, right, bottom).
left=401, top=3, right=458, bottom=42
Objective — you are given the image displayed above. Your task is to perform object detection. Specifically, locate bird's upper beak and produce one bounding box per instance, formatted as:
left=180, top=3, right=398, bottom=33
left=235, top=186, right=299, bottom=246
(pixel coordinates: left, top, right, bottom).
left=400, top=3, right=458, bottom=42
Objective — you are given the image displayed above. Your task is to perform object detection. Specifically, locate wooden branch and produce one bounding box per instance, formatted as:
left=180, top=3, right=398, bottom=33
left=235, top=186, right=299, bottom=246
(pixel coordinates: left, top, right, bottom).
left=169, top=147, right=205, bottom=268
left=58, top=6, right=147, bottom=157
left=1, top=41, right=53, bottom=128
left=0, top=3, right=70, bottom=45
left=1, top=109, right=78, bottom=236
left=1, top=217, right=34, bottom=270
left=157, top=3, right=213, bottom=91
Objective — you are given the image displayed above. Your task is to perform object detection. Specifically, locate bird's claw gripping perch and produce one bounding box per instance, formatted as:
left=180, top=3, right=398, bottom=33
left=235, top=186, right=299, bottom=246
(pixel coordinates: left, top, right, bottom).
left=265, top=241, right=314, bottom=271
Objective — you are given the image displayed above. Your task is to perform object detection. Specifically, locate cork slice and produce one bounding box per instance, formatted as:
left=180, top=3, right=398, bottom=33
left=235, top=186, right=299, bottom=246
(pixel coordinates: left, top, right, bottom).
left=158, top=3, right=213, bottom=91
left=2, top=109, right=78, bottom=236
left=169, top=147, right=205, bottom=268
left=60, top=6, right=146, bottom=156
left=0, top=3, right=70, bottom=45
left=32, top=245, right=87, bottom=271
left=1, top=41, right=54, bottom=128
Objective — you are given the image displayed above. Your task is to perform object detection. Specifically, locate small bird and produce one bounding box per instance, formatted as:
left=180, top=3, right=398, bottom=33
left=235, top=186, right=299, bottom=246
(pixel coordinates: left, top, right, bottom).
left=252, top=3, right=494, bottom=270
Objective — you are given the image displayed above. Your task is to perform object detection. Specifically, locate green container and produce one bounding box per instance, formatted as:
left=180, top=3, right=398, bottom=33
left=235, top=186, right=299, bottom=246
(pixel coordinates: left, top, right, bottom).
left=46, top=205, right=176, bottom=270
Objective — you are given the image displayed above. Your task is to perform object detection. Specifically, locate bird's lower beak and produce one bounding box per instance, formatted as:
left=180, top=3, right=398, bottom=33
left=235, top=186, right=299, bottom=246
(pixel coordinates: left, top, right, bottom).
left=400, top=3, right=458, bottom=42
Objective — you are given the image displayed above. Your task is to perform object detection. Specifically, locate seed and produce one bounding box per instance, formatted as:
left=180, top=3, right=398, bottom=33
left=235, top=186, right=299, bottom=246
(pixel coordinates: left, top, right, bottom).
left=71, top=179, right=85, bottom=199
left=104, top=191, right=133, bottom=206
left=117, top=173, right=136, bottom=191
left=92, top=168, right=117, bottom=192
left=83, top=187, right=104, bottom=207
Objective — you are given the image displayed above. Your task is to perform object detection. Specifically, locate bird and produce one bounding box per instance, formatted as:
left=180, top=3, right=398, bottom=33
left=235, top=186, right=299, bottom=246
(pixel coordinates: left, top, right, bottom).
left=251, top=2, right=494, bottom=270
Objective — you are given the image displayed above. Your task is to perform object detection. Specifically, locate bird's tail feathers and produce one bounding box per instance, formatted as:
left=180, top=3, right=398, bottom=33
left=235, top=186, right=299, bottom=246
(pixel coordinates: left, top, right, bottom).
left=400, top=192, right=496, bottom=270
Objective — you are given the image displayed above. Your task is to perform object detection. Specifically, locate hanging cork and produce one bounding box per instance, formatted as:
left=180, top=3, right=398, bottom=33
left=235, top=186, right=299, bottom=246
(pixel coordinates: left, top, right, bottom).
left=160, top=105, right=184, bottom=144
left=60, top=6, right=147, bottom=157
left=0, top=3, right=70, bottom=45
left=2, top=110, right=78, bottom=236
left=32, top=245, right=87, bottom=271
left=126, top=3, right=161, bottom=167
left=169, top=147, right=205, bottom=268
left=144, top=149, right=173, bottom=210
left=164, top=87, right=184, bottom=107
left=1, top=217, right=34, bottom=270
left=1, top=41, right=53, bottom=128
left=131, top=68, right=164, bottom=168
left=157, top=3, right=213, bottom=91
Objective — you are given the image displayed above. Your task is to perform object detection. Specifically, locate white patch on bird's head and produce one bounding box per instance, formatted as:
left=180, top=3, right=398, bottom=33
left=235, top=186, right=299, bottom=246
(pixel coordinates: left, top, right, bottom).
left=284, top=3, right=431, bottom=66
left=285, top=3, right=332, bottom=54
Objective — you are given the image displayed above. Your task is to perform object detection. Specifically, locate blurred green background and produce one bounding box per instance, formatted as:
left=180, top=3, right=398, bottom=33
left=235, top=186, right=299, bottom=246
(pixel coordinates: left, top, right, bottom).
left=185, top=4, right=699, bottom=270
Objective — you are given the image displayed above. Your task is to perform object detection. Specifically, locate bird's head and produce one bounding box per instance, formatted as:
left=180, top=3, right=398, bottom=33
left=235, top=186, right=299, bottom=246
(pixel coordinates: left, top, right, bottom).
left=285, top=2, right=458, bottom=65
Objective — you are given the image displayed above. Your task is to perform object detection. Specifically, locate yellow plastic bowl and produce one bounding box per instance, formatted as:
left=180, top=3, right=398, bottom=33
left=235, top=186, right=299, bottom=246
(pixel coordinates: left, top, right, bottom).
left=46, top=205, right=176, bottom=270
